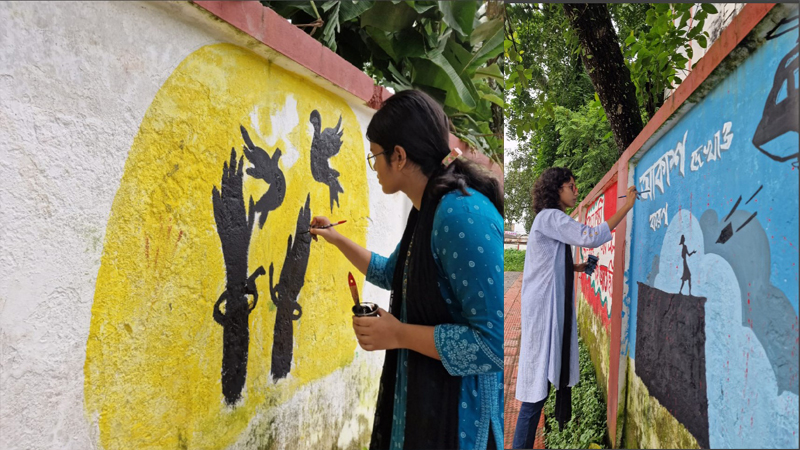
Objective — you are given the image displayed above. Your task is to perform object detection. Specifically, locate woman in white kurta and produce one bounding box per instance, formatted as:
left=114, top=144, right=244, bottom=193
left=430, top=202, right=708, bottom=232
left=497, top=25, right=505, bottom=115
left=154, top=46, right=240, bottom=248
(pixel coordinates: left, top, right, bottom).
left=512, top=167, right=636, bottom=448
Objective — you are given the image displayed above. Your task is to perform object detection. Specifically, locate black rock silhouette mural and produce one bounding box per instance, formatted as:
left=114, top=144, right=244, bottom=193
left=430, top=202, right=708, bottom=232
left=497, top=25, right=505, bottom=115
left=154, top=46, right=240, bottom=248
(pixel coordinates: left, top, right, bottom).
left=241, top=125, right=286, bottom=228
left=636, top=282, right=709, bottom=449
left=211, top=148, right=265, bottom=405
left=309, top=110, right=345, bottom=212
left=269, top=194, right=313, bottom=380
left=753, top=15, right=799, bottom=164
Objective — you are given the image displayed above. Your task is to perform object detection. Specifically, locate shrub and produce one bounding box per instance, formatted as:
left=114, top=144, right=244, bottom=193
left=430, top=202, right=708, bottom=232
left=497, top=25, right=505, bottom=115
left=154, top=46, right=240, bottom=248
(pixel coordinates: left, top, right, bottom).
left=543, top=336, right=609, bottom=449
left=504, top=249, right=526, bottom=272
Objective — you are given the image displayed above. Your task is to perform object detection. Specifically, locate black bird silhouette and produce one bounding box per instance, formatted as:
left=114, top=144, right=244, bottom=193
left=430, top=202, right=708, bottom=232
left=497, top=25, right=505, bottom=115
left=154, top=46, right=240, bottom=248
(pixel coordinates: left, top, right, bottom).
left=240, top=125, right=286, bottom=228
left=309, top=110, right=344, bottom=212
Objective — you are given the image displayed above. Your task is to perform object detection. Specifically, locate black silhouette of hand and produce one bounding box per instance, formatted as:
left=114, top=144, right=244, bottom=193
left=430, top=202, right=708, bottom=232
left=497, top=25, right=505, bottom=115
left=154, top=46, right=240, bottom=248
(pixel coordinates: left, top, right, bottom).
left=212, top=148, right=256, bottom=280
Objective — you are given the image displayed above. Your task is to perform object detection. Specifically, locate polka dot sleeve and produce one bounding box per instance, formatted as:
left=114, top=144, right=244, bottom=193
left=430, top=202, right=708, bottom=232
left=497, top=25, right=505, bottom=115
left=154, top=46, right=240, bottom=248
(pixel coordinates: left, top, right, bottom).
left=431, top=210, right=504, bottom=376
left=366, top=243, right=400, bottom=291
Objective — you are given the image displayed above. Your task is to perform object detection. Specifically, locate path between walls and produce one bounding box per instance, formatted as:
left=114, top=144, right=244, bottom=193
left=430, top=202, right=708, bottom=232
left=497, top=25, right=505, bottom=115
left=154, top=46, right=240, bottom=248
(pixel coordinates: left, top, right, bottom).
left=503, top=272, right=545, bottom=450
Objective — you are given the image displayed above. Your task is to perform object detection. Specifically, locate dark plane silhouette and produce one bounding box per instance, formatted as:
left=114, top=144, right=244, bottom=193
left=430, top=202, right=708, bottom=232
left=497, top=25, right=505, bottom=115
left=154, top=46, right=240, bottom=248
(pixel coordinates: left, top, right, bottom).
left=309, top=110, right=344, bottom=211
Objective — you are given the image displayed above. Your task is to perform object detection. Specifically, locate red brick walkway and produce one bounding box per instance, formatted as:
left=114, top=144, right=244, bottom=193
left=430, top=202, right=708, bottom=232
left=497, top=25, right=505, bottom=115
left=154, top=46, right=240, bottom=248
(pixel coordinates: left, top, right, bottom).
left=504, top=272, right=545, bottom=449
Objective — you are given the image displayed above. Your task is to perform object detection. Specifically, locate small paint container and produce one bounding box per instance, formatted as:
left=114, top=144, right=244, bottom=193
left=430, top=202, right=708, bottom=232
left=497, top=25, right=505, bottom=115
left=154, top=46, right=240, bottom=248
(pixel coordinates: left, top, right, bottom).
left=585, top=255, right=599, bottom=276
left=352, top=302, right=379, bottom=317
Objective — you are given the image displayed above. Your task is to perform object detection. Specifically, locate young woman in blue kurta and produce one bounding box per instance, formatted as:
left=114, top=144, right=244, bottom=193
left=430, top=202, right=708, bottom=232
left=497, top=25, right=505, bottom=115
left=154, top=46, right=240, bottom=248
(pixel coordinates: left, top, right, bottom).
left=310, top=90, right=503, bottom=449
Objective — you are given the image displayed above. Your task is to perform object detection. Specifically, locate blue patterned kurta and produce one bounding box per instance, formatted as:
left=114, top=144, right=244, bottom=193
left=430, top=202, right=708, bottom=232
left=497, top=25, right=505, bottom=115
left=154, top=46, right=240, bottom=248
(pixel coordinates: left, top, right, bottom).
left=366, top=188, right=504, bottom=450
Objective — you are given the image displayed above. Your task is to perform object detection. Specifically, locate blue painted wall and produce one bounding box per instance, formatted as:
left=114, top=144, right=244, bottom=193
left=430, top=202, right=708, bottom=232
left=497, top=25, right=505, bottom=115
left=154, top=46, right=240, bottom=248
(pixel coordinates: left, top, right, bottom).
left=625, top=9, right=799, bottom=449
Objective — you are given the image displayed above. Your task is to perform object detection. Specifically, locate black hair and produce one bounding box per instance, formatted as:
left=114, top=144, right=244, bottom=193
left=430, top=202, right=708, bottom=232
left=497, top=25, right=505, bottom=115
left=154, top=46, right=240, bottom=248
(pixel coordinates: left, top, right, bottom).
left=365, top=89, right=503, bottom=215
left=531, top=167, right=574, bottom=214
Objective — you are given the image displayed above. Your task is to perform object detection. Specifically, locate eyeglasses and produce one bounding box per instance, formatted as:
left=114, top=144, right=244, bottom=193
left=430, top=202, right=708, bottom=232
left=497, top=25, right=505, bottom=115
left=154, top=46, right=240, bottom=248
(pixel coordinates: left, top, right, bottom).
left=367, top=151, right=387, bottom=171
left=562, top=183, right=578, bottom=193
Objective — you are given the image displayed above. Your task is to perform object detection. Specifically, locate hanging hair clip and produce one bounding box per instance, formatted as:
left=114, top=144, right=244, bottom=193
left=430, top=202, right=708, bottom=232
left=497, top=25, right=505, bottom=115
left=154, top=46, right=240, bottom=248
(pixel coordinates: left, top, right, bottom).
left=441, top=147, right=462, bottom=167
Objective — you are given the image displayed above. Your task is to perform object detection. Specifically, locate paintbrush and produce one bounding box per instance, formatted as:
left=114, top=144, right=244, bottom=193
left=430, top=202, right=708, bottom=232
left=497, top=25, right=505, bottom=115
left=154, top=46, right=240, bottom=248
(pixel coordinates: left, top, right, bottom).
left=348, top=272, right=360, bottom=307
left=619, top=190, right=650, bottom=199
left=299, top=220, right=347, bottom=234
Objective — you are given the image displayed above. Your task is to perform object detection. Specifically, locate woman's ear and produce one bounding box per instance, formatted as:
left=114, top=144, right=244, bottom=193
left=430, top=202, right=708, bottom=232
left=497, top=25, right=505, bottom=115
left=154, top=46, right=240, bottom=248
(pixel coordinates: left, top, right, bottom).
left=393, top=145, right=407, bottom=170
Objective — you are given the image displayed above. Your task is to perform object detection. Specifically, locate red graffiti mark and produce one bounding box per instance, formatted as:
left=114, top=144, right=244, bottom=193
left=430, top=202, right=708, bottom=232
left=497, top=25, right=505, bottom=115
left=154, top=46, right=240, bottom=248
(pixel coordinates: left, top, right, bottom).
left=174, top=230, right=184, bottom=253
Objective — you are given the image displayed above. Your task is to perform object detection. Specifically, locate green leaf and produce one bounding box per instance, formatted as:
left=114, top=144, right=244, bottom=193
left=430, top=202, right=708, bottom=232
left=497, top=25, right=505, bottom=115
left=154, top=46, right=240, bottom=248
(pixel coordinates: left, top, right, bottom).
left=393, top=28, right=427, bottom=59
left=471, top=18, right=503, bottom=46
left=404, top=0, right=436, bottom=14
left=517, top=67, right=528, bottom=90
left=339, top=1, right=375, bottom=22
left=365, top=26, right=397, bottom=59
left=603, top=131, right=613, bottom=140
left=411, top=50, right=477, bottom=112
left=386, top=61, right=413, bottom=88
left=506, top=70, right=518, bottom=84
left=478, top=91, right=505, bottom=107
left=320, top=1, right=341, bottom=51
left=696, top=34, right=707, bottom=49
left=465, top=20, right=504, bottom=72
left=360, top=2, right=417, bottom=32
left=438, top=0, right=477, bottom=37
left=473, top=64, right=503, bottom=81
left=625, top=33, right=636, bottom=46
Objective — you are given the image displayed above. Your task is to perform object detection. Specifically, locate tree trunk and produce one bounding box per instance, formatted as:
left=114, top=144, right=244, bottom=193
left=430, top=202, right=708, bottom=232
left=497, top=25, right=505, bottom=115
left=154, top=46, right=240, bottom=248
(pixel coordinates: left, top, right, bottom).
left=488, top=1, right=504, bottom=145
left=563, top=3, right=644, bottom=155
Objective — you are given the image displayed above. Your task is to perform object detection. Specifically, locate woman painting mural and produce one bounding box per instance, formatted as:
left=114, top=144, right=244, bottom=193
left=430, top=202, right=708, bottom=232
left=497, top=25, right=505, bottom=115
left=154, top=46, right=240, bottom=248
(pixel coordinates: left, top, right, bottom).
left=311, top=90, right=504, bottom=449
left=511, top=167, right=637, bottom=449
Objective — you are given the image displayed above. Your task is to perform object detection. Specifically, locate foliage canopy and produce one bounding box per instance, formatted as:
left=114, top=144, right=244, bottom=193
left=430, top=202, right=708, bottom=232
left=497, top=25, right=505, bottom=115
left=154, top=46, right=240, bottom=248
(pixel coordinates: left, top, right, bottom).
left=504, top=3, right=715, bottom=230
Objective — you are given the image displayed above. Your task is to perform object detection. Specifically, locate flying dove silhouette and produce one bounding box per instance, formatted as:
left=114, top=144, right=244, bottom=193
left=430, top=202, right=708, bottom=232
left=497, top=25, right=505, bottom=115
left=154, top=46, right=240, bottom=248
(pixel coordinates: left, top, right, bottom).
left=309, top=110, right=344, bottom=212
left=240, top=125, right=286, bottom=228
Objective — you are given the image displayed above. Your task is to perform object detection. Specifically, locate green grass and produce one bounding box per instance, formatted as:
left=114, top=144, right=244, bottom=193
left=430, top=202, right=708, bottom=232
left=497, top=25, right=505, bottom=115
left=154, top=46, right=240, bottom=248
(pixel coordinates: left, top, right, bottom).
left=504, top=249, right=526, bottom=272
left=543, top=336, right=610, bottom=449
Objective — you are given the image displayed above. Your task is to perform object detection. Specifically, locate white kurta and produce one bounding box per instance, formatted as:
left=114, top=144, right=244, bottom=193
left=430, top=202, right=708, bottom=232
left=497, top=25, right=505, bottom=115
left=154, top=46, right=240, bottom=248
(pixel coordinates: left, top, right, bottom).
left=515, top=208, right=612, bottom=403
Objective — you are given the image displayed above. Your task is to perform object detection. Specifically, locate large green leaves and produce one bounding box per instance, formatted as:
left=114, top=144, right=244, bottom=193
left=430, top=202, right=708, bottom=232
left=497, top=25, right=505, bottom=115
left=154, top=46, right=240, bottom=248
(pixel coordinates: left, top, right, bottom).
left=438, top=1, right=477, bottom=37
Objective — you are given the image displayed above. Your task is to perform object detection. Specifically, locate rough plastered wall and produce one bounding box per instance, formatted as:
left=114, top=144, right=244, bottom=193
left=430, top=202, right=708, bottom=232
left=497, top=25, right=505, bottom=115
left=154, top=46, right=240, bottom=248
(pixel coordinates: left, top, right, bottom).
left=621, top=4, right=799, bottom=449
left=576, top=181, right=618, bottom=403
left=0, top=2, right=410, bottom=449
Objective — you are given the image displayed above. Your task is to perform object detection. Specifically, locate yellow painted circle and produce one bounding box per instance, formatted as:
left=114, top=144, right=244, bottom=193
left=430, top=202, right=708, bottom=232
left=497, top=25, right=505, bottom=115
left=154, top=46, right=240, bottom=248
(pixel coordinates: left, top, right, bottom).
left=84, top=44, right=369, bottom=449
